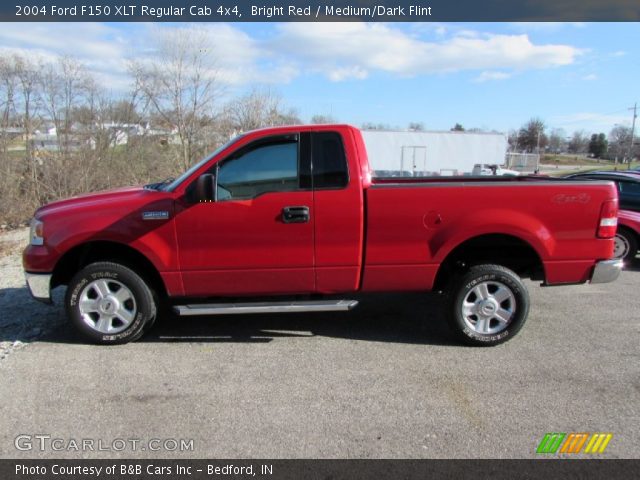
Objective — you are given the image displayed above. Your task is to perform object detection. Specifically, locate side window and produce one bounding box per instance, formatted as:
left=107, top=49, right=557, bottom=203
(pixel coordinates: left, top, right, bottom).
left=217, top=140, right=298, bottom=201
left=619, top=181, right=640, bottom=195
left=312, top=132, right=349, bottom=189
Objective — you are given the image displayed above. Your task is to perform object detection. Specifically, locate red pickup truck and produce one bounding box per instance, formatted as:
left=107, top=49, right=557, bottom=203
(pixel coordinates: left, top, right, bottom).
left=23, top=125, right=622, bottom=346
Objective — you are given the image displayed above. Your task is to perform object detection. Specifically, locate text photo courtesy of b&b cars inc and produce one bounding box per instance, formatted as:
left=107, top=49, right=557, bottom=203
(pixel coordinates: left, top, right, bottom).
left=0, top=5, right=639, bottom=475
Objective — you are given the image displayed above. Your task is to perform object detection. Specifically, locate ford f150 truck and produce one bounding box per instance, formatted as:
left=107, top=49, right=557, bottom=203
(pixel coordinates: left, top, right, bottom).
left=23, top=125, right=622, bottom=346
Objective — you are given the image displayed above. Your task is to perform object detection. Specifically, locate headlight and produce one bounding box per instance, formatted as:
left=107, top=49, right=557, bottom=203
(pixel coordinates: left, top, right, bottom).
left=29, top=218, right=44, bottom=246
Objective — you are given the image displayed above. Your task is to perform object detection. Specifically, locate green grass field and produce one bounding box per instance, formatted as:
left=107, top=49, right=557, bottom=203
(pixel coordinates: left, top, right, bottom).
left=547, top=162, right=639, bottom=177
left=542, top=154, right=606, bottom=166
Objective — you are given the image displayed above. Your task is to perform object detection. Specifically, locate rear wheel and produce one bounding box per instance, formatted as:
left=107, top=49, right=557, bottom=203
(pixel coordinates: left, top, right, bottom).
left=65, top=262, right=157, bottom=344
left=613, top=228, right=637, bottom=263
left=448, top=264, right=529, bottom=346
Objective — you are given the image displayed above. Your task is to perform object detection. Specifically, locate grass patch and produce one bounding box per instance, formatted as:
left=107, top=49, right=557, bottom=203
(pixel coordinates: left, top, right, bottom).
left=542, top=154, right=616, bottom=166
left=548, top=162, right=639, bottom=177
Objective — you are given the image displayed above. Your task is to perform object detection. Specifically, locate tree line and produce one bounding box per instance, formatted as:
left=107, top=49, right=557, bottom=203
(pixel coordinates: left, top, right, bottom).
left=0, top=28, right=637, bottom=226
left=0, top=29, right=305, bottom=226
left=505, top=117, right=637, bottom=161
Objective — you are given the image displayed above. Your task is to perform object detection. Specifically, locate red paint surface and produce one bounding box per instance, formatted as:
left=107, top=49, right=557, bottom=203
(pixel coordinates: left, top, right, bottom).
left=24, top=125, right=618, bottom=298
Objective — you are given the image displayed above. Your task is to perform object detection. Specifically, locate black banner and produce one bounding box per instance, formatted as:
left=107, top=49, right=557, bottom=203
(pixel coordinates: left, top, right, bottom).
left=2, top=459, right=640, bottom=479
left=2, top=0, right=640, bottom=22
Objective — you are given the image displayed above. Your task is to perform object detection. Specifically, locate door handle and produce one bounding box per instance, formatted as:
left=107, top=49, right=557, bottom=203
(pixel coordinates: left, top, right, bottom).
left=282, top=206, right=310, bottom=223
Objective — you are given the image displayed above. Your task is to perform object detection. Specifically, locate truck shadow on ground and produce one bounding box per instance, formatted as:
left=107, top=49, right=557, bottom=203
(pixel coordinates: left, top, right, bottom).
left=0, top=286, right=458, bottom=347
left=625, top=255, right=640, bottom=272
left=144, top=292, right=456, bottom=346
left=4, top=255, right=640, bottom=347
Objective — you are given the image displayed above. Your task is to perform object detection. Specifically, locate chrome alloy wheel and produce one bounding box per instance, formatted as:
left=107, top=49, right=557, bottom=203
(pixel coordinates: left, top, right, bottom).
left=461, top=281, right=516, bottom=335
left=78, top=279, right=137, bottom=334
left=613, top=233, right=630, bottom=260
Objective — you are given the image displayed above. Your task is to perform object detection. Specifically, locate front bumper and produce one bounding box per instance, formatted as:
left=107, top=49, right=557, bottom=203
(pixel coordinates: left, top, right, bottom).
left=25, top=272, right=53, bottom=304
left=590, top=259, right=623, bottom=284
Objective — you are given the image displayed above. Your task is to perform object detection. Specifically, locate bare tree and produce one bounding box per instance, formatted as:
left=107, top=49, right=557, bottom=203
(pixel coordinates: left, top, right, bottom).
left=568, top=130, right=589, bottom=154
left=608, top=125, right=638, bottom=162
left=40, top=56, right=93, bottom=155
left=0, top=56, right=17, bottom=156
left=131, top=27, right=221, bottom=171
left=35, top=57, right=96, bottom=200
left=547, top=128, right=567, bottom=154
left=517, top=118, right=547, bottom=153
left=12, top=55, right=44, bottom=202
left=311, top=114, right=336, bottom=125
left=222, top=88, right=300, bottom=134
left=361, top=122, right=392, bottom=131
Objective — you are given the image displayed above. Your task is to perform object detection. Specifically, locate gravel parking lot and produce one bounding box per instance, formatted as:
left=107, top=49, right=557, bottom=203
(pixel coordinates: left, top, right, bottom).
left=1, top=228, right=638, bottom=459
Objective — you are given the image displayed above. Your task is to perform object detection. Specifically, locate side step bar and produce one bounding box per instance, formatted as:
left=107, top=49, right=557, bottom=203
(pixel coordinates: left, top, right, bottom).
left=173, top=300, right=359, bottom=317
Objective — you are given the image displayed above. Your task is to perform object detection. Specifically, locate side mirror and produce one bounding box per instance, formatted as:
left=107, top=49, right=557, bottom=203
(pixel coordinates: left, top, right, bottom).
left=193, top=173, right=215, bottom=203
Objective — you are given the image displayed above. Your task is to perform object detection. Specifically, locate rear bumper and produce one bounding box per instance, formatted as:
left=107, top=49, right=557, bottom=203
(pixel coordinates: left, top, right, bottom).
left=590, top=259, right=623, bottom=284
left=25, top=272, right=53, bottom=304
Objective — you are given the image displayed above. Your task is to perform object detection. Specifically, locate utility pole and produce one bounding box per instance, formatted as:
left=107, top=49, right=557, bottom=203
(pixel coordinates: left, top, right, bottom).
left=628, top=103, right=637, bottom=169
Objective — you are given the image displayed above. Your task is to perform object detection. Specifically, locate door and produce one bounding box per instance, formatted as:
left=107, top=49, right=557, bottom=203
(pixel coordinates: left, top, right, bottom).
left=175, top=134, right=315, bottom=296
left=310, top=131, right=364, bottom=292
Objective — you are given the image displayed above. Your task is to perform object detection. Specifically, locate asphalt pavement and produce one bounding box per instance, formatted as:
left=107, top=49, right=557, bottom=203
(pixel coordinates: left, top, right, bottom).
left=1, top=262, right=638, bottom=459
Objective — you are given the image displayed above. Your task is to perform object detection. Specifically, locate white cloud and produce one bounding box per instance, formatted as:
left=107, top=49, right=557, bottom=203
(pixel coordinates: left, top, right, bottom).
left=274, top=23, right=582, bottom=81
left=327, top=66, right=369, bottom=82
left=0, top=22, right=299, bottom=93
left=149, top=24, right=299, bottom=86
left=0, top=23, right=132, bottom=92
left=582, top=74, right=598, bottom=81
left=509, top=22, right=586, bottom=32
left=475, top=71, right=513, bottom=82
left=612, top=50, right=627, bottom=57
left=0, top=22, right=583, bottom=91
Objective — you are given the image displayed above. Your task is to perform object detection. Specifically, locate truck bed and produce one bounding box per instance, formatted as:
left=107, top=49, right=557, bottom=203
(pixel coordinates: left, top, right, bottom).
left=362, top=177, right=616, bottom=291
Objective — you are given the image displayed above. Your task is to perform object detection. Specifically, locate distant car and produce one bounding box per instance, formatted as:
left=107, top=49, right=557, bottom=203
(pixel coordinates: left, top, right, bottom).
left=472, top=164, right=520, bottom=176
left=564, top=171, right=640, bottom=213
left=616, top=209, right=640, bottom=262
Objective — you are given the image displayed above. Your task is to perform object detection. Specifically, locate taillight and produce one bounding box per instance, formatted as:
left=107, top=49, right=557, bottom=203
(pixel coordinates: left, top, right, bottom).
left=597, top=200, right=618, bottom=238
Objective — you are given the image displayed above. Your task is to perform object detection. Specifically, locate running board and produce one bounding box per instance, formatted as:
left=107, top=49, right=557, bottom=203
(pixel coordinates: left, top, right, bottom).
left=173, top=300, right=359, bottom=316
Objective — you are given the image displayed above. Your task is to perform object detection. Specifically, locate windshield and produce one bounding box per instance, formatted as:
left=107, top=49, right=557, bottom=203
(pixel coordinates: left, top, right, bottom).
left=163, top=134, right=246, bottom=192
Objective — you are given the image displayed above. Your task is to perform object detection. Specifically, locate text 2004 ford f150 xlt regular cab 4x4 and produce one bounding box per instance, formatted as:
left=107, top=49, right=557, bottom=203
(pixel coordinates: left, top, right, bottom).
left=23, top=125, right=622, bottom=346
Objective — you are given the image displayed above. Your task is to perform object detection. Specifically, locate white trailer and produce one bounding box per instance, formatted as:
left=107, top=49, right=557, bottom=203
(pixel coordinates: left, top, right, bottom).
left=361, top=130, right=508, bottom=177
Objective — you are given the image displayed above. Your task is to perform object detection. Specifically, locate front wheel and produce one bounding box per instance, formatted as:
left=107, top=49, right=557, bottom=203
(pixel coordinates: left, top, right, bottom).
left=448, top=264, right=530, bottom=346
left=65, top=262, right=157, bottom=344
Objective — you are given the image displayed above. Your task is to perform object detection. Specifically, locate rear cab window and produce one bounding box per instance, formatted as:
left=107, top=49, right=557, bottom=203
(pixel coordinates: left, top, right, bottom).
left=311, top=132, right=349, bottom=189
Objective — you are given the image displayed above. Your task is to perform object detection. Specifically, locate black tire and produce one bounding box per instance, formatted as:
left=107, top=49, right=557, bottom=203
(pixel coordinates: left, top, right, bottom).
left=65, top=262, right=157, bottom=344
left=447, top=264, right=529, bottom=346
left=613, top=227, right=637, bottom=263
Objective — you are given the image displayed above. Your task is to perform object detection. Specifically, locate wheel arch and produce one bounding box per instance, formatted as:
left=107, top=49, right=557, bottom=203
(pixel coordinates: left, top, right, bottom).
left=618, top=224, right=640, bottom=242
left=433, top=233, right=545, bottom=291
left=51, top=240, right=167, bottom=298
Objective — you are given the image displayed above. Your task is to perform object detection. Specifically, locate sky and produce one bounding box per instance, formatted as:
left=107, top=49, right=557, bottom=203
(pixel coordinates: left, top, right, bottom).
left=0, top=21, right=638, bottom=135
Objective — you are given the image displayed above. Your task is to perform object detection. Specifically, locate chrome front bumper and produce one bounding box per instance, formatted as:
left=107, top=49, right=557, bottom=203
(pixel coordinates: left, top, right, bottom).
left=25, top=272, right=53, bottom=304
left=590, top=259, right=623, bottom=284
